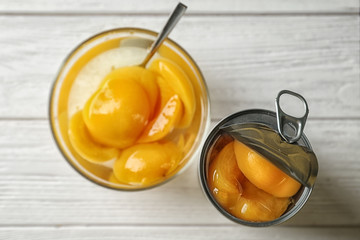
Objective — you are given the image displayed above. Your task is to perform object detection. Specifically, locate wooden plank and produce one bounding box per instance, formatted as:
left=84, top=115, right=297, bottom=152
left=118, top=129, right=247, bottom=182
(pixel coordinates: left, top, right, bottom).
left=0, top=119, right=359, bottom=226
left=0, top=15, right=358, bottom=119
left=0, top=0, right=358, bottom=14
left=0, top=226, right=359, bottom=240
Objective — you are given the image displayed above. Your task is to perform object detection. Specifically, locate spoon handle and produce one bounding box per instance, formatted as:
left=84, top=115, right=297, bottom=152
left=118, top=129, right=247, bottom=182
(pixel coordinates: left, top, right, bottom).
left=140, top=2, right=187, bottom=67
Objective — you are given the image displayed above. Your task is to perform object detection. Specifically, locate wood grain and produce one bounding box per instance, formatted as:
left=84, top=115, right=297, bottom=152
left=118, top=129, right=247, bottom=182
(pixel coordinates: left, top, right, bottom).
left=0, top=0, right=358, bottom=14
left=0, top=119, right=359, bottom=226
left=0, top=226, right=360, bottom=240
left=0, top=15, right=358, bottom=119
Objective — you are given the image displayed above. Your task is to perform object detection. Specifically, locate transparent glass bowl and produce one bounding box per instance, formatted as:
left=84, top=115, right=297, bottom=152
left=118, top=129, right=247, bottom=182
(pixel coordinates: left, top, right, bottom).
left=50, top=28, right=210, bottom=190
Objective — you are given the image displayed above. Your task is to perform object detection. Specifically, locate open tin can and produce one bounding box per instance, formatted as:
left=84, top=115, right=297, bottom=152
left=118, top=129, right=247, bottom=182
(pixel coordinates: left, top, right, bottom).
left=199, top=90, right=319, bottom=227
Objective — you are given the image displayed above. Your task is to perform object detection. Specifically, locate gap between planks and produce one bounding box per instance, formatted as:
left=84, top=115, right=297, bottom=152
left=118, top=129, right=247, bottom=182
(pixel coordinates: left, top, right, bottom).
left=0, top=11, right=359, bottom=17
left=0, top=223, right=359, bottom=228
left=0, top=117, right=360, bottom=121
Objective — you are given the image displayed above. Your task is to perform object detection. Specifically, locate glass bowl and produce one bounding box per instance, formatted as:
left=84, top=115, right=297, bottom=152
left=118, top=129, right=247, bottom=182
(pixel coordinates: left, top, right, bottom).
left=50, top=28, right=210, bottom=190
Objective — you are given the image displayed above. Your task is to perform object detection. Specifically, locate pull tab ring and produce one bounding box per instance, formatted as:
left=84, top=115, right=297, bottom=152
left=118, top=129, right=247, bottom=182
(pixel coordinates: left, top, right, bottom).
left=275, top=90, right=309, bottom=143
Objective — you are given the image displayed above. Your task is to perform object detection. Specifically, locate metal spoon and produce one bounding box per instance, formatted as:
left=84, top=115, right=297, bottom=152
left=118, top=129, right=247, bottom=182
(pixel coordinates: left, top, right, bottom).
left=139, top=2, right=187, bottom=68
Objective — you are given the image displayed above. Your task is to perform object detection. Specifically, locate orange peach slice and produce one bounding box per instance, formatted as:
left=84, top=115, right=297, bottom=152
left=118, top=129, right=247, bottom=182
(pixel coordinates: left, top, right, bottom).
left=161, top=141, right=183, bottom=175
left=137, top=76, right=183, bottom=143
left=231, top=179, right=290, bottom=222
left=177, top=134, right=185, bottom=149
left=100, top=66, right=159, bottom=119
left=83, top=78, right=150, bottom=149
left=211, top=188, right=239, bottom=208
left=68, top=111, right=119, bottom=163
left=149, top=58, right=195, bottom=128
left=113, top=142, right=181, bottom=185
left=208, top=141, right=245, bottom=195
left=234, top=140, right=301, bottom=198
left=108, top=172, right=123, bottom=184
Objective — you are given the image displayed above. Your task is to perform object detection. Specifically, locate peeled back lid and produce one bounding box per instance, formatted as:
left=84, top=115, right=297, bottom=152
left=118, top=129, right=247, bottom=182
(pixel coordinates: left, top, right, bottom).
left=221, top=90, right=318, bottom=188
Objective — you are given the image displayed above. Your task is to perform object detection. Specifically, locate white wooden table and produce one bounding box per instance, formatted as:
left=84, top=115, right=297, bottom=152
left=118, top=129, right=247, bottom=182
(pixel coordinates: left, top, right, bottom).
left=1, top=0, right=359, bottom=239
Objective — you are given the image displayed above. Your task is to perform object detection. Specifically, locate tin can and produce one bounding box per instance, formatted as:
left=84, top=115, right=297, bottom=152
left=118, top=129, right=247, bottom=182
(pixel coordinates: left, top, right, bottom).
left=199, top=91, right=318, bottom=227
